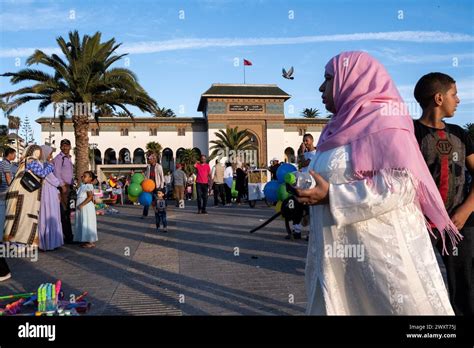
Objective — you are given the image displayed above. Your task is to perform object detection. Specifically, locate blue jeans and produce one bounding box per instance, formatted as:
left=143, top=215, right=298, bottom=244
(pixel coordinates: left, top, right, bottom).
left=155, top=211, right=167, bottom=229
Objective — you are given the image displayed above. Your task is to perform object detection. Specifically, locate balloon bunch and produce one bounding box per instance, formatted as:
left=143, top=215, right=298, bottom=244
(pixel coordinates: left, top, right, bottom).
left=263, top=163, right=296, bottom=207
left=251, top=163, right=305, bottom=235
left=128, top=173, right=155, bottom=206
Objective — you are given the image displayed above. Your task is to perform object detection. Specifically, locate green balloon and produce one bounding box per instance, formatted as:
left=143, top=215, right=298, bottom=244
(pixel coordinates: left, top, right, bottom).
left=284, top=172, right=296, bottom=185
left=277, top=184, right=289, bottom=201
left=131, top=173, right=145, bottom=184
left=128, top=182, right=143, bottom=197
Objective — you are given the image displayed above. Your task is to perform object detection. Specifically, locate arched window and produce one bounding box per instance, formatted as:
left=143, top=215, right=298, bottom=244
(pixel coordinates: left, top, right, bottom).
left=121, top=128, right=129, bottom=136
left=284, top=147, right=296, bottom=163
left=176, top=148, right=185, bottom=164
left=133, top=148, right=145, bottom=164
left=104, top=148, right=117, bottom=164
left=94, top=149, right=102, bottom=165
left=119, top=148, right=131, bottom=164
left=162, top=148, right=173, bottom=172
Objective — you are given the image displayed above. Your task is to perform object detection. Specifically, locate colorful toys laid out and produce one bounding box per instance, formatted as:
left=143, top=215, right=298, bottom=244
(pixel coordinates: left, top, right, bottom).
left=0, top=280, right=91, bottom=316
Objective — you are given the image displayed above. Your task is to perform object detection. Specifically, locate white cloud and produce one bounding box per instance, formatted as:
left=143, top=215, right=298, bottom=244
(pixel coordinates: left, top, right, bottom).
left=1, top=31, right=473, bottom=58
left=372, top=48, right=474, bottom=64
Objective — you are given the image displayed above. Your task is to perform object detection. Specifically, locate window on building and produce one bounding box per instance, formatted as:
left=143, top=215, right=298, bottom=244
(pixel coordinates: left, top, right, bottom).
left=298, top=128, right=306, bottom=136
left=121, top=128, right=129, bottom=136
left=149, top=128, right=157, bottom=136
left=178, top=128, right=186, bottom=136
left=91, top=128, right=99, bottom=136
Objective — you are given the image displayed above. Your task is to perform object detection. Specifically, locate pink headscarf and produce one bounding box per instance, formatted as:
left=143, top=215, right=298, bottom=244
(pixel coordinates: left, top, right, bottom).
left=317, top=51, right=461, bottom=254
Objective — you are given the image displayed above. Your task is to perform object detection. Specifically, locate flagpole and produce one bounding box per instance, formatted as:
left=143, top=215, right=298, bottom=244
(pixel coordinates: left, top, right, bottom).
left=243, top=63, right=246, bottom=84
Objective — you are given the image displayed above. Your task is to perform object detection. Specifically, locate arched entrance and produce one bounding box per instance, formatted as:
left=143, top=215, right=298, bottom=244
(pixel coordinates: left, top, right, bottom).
left=94, top=149, right=102, bottom=165
left=162, top=148, right=173, bottom=172
left=119, top=148, right=131, bottom=164
left=104, top=148, right=117, bottom=164
left=284, top=147, right=296, bottom=164
left=133, top=148, right=145, bottom=164
left=176, top=148, right=185, bottom=164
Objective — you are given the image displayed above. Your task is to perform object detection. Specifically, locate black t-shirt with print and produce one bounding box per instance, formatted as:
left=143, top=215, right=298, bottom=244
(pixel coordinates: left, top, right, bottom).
left=414, top=120, right=474, bottom=217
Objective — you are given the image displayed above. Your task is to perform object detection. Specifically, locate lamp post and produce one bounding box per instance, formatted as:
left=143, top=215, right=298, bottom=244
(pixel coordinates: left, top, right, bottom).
left=90, top=143, right=98, bottom=172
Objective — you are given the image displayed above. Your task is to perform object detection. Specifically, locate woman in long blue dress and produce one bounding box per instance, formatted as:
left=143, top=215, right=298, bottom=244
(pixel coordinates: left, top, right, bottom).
left=38, top=145, right=63, bottom=251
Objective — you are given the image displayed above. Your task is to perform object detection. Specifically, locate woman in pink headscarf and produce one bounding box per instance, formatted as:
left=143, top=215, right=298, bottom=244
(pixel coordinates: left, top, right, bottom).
left=297, top=51, right=461, bottom=315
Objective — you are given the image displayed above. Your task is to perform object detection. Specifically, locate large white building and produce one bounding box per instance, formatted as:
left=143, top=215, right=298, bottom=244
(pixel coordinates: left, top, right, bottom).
left=37, top=83, right=328, bottom=179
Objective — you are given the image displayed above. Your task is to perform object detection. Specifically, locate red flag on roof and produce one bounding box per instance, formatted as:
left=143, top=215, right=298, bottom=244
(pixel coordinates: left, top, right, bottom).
left=243, top=59, right=252, bottom=66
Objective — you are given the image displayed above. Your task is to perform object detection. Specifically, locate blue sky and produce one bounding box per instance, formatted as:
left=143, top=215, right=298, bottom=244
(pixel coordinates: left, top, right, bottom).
left=0, top=0, right=473, bottom=142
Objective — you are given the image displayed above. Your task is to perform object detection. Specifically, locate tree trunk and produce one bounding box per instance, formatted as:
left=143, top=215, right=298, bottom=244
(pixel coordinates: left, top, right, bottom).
left=72, top=114, right=90, bottom=179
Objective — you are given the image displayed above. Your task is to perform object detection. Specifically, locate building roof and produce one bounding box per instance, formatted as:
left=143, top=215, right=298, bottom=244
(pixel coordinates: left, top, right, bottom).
left=198, top=83, right=291, bottom=111
left=36, top=117, right=207, bottom=125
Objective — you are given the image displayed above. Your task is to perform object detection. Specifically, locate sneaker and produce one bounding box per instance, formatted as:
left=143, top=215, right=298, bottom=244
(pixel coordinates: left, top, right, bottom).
left=197, top=211, right=201, bottom=214
left=293, top=233, right=302, bottom=240
left=201, top=210, right=208, bottom=214
left=305, top=235, right=309, bottom=242
left=156, top=228, right=160, bottom=233
left=0, top=273, right=12, bottom=282
left=284, top=234, right=293, bottom=240
left=140, top=216, right=145, bottom=219
left=163, top=229, right=168, bottom=233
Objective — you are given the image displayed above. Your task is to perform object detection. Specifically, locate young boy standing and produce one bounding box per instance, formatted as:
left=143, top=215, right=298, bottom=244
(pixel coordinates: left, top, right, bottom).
left=413, top=72, right=474, bottom=315
left=155, top=190, right=168, bottom=233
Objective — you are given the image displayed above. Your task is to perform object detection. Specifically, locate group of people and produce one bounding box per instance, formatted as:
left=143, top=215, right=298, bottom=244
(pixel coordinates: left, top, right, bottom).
left=0, top=50, right=472, bottom=317
left=0, top=139, right=99, bottom=282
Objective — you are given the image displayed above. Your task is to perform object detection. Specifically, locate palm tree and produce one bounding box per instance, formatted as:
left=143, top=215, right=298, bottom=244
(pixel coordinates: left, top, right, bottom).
left=301, top=108, right=321, bottom=118
left=179, top=148, right=199, bottom=174
left=146, top=141, right=162, bottom=159
left=0, top=31, right=158, bottom=177
left=209, top=127, right=257, bottom=162
left=154, top=107, right=176, bottom=117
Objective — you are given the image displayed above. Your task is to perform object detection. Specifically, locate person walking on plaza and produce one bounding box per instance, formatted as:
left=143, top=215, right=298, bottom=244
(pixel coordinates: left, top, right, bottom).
left=0, top=147, right=16, bottom=282
left=269, top=158, right=280, bottom=180
left=4, top=145, right=54, bottom=246
left=155, top=190, right=168, bottom=233
left=224, top=162, right=233, bottom=206
left=141, top=154, right=164, bottom=218
left=235, top=162, right=246, bottom=205
left=74, top=171, right=98, bottom=248
left=38, top=145, right=63, bottom=251
left=0, top=148, right=17, bottom=232
left=172, top=163, right=187, bottom=208
left=212, top=159, right=226, bottom=206
left=194, top=154, right=212, bottom=214
left=53, top=139, right=74, bottom=243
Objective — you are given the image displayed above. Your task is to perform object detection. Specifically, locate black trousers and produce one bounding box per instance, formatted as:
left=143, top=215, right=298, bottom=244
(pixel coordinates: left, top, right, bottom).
left=0, top=257, right=10, bottom=277
left=432, top=214, right=473, bottom=316
left=213, top=183, right=226, bottom=206
left=196, top=183, right=209, bottom=212
left=61, top=187, right=73, bottom=242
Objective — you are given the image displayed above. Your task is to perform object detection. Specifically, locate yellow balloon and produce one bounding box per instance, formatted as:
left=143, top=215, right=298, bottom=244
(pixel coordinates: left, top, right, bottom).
left=128, top=195, right=138, bottom=202
left=274, top=200, right=282, bottom=213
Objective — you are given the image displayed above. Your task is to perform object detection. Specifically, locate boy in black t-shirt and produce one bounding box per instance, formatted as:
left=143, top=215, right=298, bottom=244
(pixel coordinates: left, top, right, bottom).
left=413, top=72, right=474, bottom=315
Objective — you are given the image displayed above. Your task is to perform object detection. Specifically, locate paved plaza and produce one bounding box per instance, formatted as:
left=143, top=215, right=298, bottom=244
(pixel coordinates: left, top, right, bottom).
left=0, top=202, right=308, bottom=315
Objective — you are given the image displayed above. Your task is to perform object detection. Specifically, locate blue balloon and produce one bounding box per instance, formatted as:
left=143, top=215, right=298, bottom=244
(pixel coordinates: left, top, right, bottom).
left=138, top=192, right=153, bottom=207
left=276, top=163, right=296, bottom=183
left=263, top=180, right=280, bottom=202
